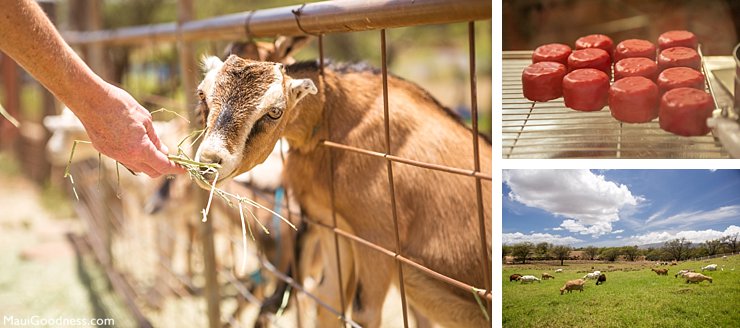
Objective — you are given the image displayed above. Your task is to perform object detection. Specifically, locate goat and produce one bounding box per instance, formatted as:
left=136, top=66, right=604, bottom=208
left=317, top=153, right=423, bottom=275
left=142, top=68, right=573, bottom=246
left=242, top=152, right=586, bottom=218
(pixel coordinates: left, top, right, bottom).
left=541, top=273, right=555, bottom=280
left=651, top=268, right=669, bottom=276
left=192, top=55, right=492, bottom=327
left=702, top=264, right=718, bottom=272
left=560, top=279, right=585, bottom=295
left=583, top=272, right=600, bottom=280
left=595, top=273, right=606, bottom=285
left=675, top=269, right=694, bottom=278
left=519, top=275, right=541, bottom=284
left=554, top=269, right=563, bottom=273
left=509, top=274, right=523, bottom=282
left=684, top=272, right=713, bottom=284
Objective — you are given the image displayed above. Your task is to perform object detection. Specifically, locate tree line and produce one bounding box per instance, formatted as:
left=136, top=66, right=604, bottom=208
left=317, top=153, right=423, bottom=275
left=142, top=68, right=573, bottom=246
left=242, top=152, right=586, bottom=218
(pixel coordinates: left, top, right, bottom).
left=503, top=233, right=739, bottom=264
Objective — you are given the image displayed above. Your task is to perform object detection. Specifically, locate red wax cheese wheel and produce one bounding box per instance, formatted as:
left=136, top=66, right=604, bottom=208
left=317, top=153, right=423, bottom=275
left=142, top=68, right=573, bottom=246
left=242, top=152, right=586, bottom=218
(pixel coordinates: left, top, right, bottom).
left=533, top=43, right=572, bottom=65
left=658, top=47, right=701, bottom=71
left=563, top=68, right=609, bottom=111
left=522, top=62, right=567, bottom=102
left=659, top=87, right=714, bottom=136
left=568, top=48, right=611, bottom=77
left=609, top=76, right=659, bottom=123
left=658, top=30, right=698, bottom=50
left=575, top=34, right=614, bottom=59
left=657, top=67, right=705, bottom=95
left=614, top=57, right=658, bottom=81
left=614, top=39, right=657, bottom=62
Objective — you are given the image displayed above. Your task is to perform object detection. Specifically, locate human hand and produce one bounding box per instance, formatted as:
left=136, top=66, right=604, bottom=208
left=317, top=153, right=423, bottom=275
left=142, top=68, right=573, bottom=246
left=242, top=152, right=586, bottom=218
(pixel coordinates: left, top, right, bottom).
left=76, top=83, right=185, bottom=178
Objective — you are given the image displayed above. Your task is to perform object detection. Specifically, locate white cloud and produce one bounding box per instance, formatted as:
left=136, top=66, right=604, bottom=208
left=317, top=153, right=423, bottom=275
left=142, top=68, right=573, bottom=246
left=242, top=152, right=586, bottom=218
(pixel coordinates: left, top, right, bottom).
left=503, top=170, right=640, bottom=237
left=616, top=236, right=623, bottom=239
left=612, top=229, right=624, bottom=234
left=644, top=205, right=740, bottom=229
left=552, top=227, right=563, bottom=231
left=625, top=225, right=740, bottom=245
left=502, top=232, right=583, bottom=245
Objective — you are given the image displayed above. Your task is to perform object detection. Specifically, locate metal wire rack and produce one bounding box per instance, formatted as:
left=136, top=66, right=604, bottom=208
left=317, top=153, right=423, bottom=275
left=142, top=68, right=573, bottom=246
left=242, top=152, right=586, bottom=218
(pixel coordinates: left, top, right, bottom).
left=503, top=50, right=730, bottom=159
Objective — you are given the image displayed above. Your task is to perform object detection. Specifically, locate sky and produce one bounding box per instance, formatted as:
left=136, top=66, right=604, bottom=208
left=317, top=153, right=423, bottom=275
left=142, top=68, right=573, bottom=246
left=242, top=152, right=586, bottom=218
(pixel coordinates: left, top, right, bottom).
left=502, top=169, right=740, bottom=247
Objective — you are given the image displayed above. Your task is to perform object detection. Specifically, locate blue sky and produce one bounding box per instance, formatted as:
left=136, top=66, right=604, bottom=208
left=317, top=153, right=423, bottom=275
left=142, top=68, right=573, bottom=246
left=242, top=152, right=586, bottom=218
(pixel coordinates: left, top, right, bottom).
left=503, top=169, right=740, bottom=247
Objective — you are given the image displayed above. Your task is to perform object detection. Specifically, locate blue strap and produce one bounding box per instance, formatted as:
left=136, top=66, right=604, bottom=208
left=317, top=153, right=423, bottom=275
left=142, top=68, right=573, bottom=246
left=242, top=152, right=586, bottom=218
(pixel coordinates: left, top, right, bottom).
left=272, top=187, right=285, bottom=267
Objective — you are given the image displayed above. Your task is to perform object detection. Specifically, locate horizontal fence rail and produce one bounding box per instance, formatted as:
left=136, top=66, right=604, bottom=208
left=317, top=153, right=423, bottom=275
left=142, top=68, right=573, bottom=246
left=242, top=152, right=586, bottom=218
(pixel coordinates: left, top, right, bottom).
left=63, top=0, right=491, bottom=45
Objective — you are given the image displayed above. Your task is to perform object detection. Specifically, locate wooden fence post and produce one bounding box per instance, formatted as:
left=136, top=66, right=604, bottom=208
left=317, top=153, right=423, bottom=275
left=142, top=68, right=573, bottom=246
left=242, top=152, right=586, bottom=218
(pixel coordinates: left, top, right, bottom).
left=177, top=1, right=221, bottom=327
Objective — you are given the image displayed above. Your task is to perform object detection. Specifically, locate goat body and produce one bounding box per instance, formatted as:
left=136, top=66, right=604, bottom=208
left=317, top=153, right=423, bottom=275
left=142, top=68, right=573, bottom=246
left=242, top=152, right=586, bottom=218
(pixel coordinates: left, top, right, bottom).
left=560, top=279, right=585, bottom=295
left=194, top=57, right=492, bottom=328
left=684, top=272, right=713, bottom=284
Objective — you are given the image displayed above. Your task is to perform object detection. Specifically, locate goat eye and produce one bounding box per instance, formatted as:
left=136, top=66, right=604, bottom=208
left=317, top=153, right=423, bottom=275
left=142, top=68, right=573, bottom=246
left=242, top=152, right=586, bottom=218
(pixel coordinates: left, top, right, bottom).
left=197, top=90, right=206, bottom=101
left=267, top=107, right=283, bottom=119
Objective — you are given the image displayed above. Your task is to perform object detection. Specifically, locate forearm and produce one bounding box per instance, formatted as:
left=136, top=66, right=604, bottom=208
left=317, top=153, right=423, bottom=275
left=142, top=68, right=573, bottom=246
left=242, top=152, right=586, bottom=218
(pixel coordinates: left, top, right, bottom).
left=0, top=0, right=107, bottom=122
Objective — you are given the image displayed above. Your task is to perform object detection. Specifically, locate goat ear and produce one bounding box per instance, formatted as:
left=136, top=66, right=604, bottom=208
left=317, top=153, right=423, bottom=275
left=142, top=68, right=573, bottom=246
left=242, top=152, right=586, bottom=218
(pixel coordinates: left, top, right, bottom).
left=289, top=78, right=317, bottom=104
left=270, top=36, right=312, bottom=63
left=201, top=55, right=224, bottom=74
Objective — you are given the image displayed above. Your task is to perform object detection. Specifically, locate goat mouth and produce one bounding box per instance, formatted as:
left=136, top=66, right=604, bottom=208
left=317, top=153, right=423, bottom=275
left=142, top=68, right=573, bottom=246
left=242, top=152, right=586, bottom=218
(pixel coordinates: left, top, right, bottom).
left=194, top=169, right=237, bottom=190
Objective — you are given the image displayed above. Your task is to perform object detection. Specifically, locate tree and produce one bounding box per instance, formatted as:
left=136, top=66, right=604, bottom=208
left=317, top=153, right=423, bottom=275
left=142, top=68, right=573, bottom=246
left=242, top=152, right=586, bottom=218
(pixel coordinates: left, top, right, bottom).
left=511, top=242, right=534, bottom=264
left=721, top=233, right=739, bottom=254
left=645, top=248, right=666, bottom=261
left=583, top=246, right=599, bottom=261
left=550, top=245, right=572, bottom=266
left=663, top=238, right=692, bottom=261
left=600, top=248, right=620, bottom=262
left=535, top=242, right=550, bottom=260
left=622, top=246, right=640, bottom=261
left=704, top=239, right=723, bottom=256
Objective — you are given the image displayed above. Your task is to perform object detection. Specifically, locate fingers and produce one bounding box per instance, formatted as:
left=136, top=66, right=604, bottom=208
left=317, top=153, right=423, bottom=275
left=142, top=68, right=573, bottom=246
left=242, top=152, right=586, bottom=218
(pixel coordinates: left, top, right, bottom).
left=145, top=119, right=169, bottom=154
left=142, top=138, right=186, bottom=176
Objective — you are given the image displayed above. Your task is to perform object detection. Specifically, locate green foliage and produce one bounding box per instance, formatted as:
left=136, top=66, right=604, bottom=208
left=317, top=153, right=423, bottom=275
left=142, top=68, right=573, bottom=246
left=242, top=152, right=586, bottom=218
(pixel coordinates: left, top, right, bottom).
left=600, top=248, right=621, bottom=262
left=511, top=242, right=534, bottom=264
left=664, top=238, right=692, bottom=261
left=550, top=245, right=572, bottom=266
left=536, top=242, right=550, bottom=259
left=503, top=255, right=740, bottom=328
left=622, top=246, right=640, bottom=261
left=583, top=246, right=599, bottom=261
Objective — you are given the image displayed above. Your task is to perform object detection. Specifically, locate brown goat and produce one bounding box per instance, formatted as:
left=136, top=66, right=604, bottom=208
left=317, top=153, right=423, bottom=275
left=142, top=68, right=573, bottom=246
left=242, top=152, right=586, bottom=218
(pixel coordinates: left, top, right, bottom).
left=560, top=279, right=585, bottom=295
left=652, top=268, right=669, bottom=275
left=193, top=56, right=492, bottom=327
left=541, top=273, right=555, bottom=280
left=510, top=274, right=523, bottom=282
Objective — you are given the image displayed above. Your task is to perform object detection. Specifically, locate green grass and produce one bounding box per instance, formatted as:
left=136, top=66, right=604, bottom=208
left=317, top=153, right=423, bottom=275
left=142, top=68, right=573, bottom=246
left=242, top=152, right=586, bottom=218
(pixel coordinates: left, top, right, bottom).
left=503, top=255, right=740, bottom=328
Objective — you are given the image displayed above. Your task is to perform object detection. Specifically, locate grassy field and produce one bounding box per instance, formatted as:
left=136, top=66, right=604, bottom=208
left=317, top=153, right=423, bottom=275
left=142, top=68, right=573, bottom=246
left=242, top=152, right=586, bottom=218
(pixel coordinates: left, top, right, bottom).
left=503, top=255, right=740, bottom=328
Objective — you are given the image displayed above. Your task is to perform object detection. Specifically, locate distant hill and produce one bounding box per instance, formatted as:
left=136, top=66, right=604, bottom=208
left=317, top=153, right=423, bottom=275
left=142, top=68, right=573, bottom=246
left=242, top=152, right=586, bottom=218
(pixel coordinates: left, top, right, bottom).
left=637, top=242, right=702, bottom=250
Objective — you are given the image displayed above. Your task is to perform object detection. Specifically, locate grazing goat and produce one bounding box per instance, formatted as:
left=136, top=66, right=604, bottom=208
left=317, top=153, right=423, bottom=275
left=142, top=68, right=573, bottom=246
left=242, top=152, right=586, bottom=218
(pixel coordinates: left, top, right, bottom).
left=509, top=274, right=523, bottom=282
left=684, top=272, right=713, bottom=284
left=560, top=279, right=585, bottom=295
left=702, top=264, right=718, bottom=272
left=193, top=55, right=492, bottom=327
left=595, top=273, right=606, bottom=285
left=583, top=272, right=600, bottom=280
left=675, top=269, right=694, bottom=278
left=651, top=268, right=669, bottom=276
left=541, top=273, right=555, bottom=280
left=555, top=269, right=563, bottom=273
left=519, top=275, right=541, bottom=284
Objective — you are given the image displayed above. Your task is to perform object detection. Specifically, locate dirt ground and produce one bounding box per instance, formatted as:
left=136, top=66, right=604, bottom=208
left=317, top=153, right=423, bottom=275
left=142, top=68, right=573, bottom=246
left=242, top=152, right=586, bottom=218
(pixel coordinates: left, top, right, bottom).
left=0, top=152, right=132, bottom=327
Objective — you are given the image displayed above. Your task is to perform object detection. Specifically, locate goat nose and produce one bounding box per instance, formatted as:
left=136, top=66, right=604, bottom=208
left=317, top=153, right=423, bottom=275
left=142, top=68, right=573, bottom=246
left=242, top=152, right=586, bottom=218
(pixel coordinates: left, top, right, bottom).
left=198, top=151, right=223, bottom=166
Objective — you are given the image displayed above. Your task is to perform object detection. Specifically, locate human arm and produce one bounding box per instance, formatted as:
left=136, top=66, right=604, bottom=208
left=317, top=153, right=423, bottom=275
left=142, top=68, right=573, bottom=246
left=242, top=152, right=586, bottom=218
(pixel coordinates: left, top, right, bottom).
left=0, top=0, right=184, bottom=177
